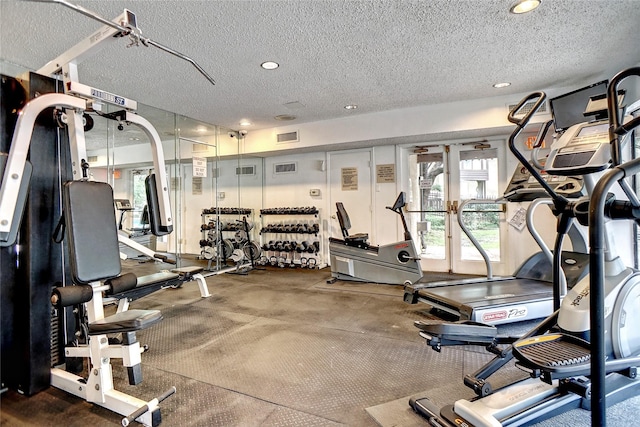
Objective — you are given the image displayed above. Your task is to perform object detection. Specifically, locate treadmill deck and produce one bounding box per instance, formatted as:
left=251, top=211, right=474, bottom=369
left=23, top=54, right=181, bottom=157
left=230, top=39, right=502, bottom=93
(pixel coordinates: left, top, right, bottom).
left=413, top=277, right=554, bottom=325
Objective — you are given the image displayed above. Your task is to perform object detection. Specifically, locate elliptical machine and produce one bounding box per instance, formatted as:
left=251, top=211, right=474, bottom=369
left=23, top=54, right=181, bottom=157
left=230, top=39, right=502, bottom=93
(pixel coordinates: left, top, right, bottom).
left=328, top=192, right=423, bottom=285
left=409, top=69, right=640, bottom=426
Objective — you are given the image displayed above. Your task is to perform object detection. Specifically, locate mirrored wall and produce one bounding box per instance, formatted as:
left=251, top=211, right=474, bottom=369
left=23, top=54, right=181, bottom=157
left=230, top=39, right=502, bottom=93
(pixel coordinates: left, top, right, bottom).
left=1, top=60, right=264, bottom=270
left=87, top=104, right=264, bottom=269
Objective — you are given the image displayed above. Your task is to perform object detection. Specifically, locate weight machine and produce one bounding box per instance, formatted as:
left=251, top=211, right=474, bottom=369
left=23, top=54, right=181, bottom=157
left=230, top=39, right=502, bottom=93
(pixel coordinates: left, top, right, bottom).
left=1, top=2, right=216, bottom=425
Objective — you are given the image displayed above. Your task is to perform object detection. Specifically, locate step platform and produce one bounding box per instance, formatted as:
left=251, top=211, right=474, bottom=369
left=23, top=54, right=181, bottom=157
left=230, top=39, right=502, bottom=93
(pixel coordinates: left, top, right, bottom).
left=512, top=333, right=592, bottom=382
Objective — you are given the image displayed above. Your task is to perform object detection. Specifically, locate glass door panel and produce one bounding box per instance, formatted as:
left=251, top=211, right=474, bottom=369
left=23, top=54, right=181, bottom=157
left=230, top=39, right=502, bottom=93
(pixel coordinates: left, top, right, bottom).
left=407, top=141, right=506, bottom=275
left=407, top=147, right=450, bottom=272
left=450, top=143, right=506, bottom=275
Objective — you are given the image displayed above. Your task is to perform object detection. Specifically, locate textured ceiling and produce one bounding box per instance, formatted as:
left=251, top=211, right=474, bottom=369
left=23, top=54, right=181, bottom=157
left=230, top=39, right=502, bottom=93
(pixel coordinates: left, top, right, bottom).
left=1, top=0, right=639, bottom=132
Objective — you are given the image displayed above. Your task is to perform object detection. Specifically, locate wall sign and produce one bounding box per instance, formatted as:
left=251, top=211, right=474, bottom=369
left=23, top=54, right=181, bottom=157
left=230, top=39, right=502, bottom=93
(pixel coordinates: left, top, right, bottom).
left=193, top=156, right=207, bottom=178
left=341, top=167, right=358, bottom=191
left=192, top=177, right=203, bottom=195
left=376, top=164, right=395, bottom=183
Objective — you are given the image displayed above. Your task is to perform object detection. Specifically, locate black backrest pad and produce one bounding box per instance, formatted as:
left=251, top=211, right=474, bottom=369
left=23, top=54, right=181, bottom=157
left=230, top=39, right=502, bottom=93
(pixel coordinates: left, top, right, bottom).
left=145, top=173, right=171, bottom=236
left=63, top=181, right=121, bottom=284
left=336, top=202, right=351, bottom=237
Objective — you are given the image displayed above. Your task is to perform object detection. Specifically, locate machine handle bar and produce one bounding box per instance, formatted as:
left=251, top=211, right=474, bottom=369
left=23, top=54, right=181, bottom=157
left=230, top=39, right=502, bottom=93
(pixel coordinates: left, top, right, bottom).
left=507, top=91, right=546, bottom=126
left=122, top=386, right=176, bottom=426
left=608, top=67, right=640, bottom=166
left=507, top=92, right=568, bottom=208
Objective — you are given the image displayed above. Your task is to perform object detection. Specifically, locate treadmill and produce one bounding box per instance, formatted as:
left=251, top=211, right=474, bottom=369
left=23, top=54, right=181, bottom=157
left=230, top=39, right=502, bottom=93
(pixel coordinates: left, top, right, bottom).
left=404, top=120, right=592, bottom=325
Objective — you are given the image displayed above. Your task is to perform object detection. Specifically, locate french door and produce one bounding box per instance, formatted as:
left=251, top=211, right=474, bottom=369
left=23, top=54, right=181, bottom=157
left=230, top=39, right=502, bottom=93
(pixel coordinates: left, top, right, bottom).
left=406, top=141, right=507, bottom=275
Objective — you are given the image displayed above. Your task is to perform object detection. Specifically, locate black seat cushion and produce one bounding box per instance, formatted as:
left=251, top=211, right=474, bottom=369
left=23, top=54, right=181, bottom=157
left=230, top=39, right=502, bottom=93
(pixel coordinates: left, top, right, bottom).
left=88, top=309, right=162, bottom=335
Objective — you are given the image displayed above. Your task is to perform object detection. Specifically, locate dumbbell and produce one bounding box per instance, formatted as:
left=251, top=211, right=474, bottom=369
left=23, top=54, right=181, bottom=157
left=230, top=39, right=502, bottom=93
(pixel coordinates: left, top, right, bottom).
left=307, top=257, right=317, bottom=269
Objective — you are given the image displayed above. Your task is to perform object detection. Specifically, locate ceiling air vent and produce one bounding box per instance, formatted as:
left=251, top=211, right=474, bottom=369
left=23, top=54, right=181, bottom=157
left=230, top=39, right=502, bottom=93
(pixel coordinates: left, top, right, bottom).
left=236, top=165, right=256, bottom=176
left=274, top=162, right=297, bottom=174
left=87, top=155, right=98, bottom=163
left=507, top=100, right=548, bottom=117
left=276, top=130, right=299, bottom=144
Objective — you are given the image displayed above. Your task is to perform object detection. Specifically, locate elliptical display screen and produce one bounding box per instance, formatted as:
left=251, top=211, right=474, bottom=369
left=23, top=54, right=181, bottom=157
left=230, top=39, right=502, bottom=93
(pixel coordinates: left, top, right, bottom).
left=575, top=122, right=609, bottom=140
left=550, top=80, right=607, bottom=132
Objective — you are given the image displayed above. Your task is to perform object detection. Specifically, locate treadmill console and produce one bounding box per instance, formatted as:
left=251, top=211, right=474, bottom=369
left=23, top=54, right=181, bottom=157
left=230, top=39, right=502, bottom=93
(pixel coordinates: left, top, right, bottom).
left=545, top=121, right=610, bottom=176
left=503, top=160, right=583, bottom=202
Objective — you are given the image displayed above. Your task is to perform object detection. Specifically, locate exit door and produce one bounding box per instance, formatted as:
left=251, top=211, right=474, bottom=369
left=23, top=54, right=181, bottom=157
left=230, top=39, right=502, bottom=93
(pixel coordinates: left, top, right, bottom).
left=406, top=141, right=506, bottom=275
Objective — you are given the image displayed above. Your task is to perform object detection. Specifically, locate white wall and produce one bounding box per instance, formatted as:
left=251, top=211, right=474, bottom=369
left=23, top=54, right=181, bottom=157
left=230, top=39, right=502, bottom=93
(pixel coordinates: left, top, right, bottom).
left=86, top=81, right=639, bottom=271
left=242, top=92, right=547, bottom=156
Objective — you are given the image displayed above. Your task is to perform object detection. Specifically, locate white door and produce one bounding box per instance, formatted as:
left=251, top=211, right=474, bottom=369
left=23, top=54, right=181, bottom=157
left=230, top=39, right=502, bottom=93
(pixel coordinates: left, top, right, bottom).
left=406, top=140, right=507, bottom=275
left=449, top=142, right=506, bottom=275
left=328, top=149, right=373, bottom=243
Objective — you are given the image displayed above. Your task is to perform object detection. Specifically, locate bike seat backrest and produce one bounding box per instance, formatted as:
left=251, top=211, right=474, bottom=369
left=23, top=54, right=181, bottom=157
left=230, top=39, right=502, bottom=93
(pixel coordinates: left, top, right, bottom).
left=336, top=202, right=368, bottom=242
left=336, top=202, right=352, bottom=238
left=63, top=180, right=121, bottom=284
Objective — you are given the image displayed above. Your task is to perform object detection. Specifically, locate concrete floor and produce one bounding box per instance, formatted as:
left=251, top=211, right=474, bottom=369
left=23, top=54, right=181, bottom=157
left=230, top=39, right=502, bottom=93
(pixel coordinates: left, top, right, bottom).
left=1, top=261, right=639, bottom=426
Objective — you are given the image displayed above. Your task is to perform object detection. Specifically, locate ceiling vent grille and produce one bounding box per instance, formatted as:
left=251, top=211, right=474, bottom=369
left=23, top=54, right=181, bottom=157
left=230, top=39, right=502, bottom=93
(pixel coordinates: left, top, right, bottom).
left=276, top=130, right=299, bottom=144
left=274, top=162, right=298, bottom=174
left=507, top=100, right=548, bottom=117
left=236, top=165, right=256, bottom=176
left=87, top=155, right=98, bottom=163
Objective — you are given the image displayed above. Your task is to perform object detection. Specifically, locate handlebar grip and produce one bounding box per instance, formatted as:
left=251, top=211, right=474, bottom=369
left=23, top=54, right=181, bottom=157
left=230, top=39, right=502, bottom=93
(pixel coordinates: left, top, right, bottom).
left=154, top=253, right=176, bottom=264
left=507, top=92, right=546, bottom=126
left=122, top=386, right=176, bottom=426
left=617, top=116, right=640, bottom=136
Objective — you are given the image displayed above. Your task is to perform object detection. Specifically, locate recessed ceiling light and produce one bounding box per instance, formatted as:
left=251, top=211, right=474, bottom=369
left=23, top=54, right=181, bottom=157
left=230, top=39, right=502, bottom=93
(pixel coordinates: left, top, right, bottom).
left=510, top=0, right=541, bottom=14
left=239, top=120, right=252, bottom=127
left=344, top=104, right=358, bottom=110
left=493, top=82, right=511, bottom=88
left=196, top=126, right=207, bottom=132
left=261, top=61, right=279, bottom=70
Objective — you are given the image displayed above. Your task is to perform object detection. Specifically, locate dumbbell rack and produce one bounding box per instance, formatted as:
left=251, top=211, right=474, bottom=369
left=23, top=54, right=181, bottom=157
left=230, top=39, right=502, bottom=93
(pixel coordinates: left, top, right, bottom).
left=199, top=207, right=254, bottom=271
left=259, top=206, right=323, bottom=269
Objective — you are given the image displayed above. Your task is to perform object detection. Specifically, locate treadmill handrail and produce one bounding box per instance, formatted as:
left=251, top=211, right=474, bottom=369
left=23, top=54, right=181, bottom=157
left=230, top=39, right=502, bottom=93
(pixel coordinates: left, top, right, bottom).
left=457, top=199, right=503, bottom=279
left=526, top=199, right=568, bottom=295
